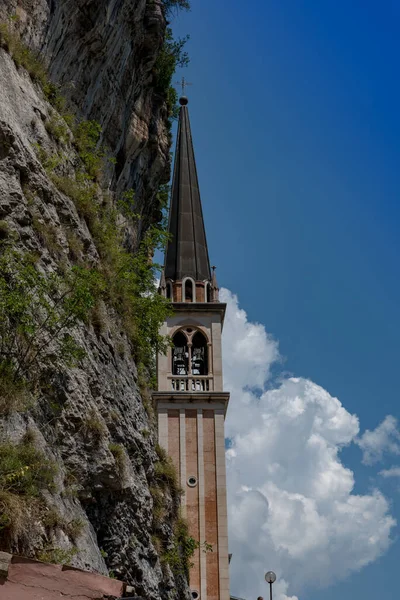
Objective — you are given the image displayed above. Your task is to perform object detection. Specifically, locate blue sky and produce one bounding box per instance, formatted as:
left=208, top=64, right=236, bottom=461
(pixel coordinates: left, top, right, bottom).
left=169, top=1, right=400, bottom=599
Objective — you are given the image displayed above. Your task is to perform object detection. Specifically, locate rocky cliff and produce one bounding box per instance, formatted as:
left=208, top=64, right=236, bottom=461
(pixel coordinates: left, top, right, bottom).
left=0, top=2, right=189, bottom=599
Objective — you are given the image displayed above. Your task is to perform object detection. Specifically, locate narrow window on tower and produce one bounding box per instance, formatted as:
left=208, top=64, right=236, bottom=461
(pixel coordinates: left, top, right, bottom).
left=172, top=331, right=189, bottom=375
left=205, top=282, right=212, bottom=303
left=191, top=331, right=208, bottom=376
left=166, top=281, right=172, bottom=300
left=184, top=278, right=194, bottom=302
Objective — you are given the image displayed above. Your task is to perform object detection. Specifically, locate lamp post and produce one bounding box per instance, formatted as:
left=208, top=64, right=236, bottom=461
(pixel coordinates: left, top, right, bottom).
left=265, top=571, right=276, bottom=600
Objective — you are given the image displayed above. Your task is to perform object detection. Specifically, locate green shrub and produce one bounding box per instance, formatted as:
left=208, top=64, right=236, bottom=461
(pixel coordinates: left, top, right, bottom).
left=51, top=172, right=98, bottom=228
left=151, top=533, right=163, bottom=555
left=0, top=22, right=47, bottom=84
left=0, top=21, right=68, bottom=113
left=162, top=1, right=190, bottom=15
left=0, top=440, right=57, bottom=497
left=0, top=220, right=10, bottom=240
left=153, top=28, right=190, bottom=124
left=43, top=83, right=66, bottom=113
left=0, top=21, right=65, bottom=111
left=109, top=443, right=126, bottom=472
left=90, top=300, right=108, bottom=335
left=0, top=362, right=32, bottom=415
left=0, top=489, right=40, bottom=547
left=62, top=470, right=79, bottom=499
left=65, top=518, right=85, bottom=540
left=33, top=143, right=62, bottom=172
left=63, top=113, right=76, bottom=129
left=0, top=19, right=67, bottom=116
left=43, top=508, right=84, bottom=540
left=65, top=228, right=84, bottom=262
left=115, top=339, right=126, bottom=358
left=70, top=186, right=173, bottom=369
left=154, top=443, right=181, bottom=498
left=161, top=517, right=213, bottom=578
left=101, top=217, right=172, bottom=367
left=137, top=363, right=156, bottom=417
left=150, top=484, right=166, bottom=530
left=0, top=245, right=103, bottom=384
left=42, top=507, right=65, bottom=529
left=32, top=214, right=61, bottom=255
left=45, top=114, right=70, bottom=145
left=108, top=409, right=120, bottom=423
left=83, top=409, right=107, bottom=442
left=37, top=546, right=78, bottom=565
left=162, top=518, right=199, bottom=578
left=74, top=120, right=104, bottom=179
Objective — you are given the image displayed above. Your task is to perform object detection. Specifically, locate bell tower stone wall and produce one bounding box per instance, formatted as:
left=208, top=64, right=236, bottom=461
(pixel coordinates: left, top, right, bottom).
left=154, top=303, right=230, bottom=600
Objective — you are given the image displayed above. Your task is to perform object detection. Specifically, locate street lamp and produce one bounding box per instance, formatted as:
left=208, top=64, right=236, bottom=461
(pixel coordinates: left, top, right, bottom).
left=265, top=571, right=276, bottom=600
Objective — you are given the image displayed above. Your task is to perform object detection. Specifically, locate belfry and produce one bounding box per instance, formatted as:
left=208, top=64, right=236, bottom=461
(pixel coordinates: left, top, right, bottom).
left=153, top=95, right=230, bottom=600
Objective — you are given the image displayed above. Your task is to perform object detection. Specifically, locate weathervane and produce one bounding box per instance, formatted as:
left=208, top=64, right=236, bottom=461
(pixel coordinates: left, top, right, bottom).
left=175, top=76, right=192, bottom=96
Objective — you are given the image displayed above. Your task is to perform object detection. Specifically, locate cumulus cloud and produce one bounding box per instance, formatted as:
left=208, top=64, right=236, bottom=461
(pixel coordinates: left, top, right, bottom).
left=380, top=467, right=400, bottom=478
left=355, top=415, right=400, bottom=465
left=221, top=289, right=396, bottom=600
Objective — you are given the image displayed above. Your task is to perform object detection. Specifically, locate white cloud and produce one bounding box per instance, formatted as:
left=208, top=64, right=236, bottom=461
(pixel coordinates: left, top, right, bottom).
left=356, top=415, right=400, bottom=465
left=380, top=467, right=400, bottom=478
left=221, top=288, right=396, bottom=600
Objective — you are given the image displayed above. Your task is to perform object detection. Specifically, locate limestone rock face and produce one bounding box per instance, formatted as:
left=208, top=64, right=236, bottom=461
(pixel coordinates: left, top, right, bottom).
left=0, top=0, right=170, bottom=225
left=0, top=2, right=187, bottom=600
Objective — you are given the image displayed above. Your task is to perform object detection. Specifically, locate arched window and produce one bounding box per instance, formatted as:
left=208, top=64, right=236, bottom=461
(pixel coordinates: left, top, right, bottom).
left=166, top=281, right=173, bottom=300
left=205, top=282, right=212, bottom=303
left=183, top=278, right=195, bottom=302
left=191, top=331, right=208, bottom=376
left=172, top=331, right=189, bottom=375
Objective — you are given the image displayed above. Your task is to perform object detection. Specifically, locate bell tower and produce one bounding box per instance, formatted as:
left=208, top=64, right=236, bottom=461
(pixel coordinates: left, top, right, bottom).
left=153, top=96, right=230, bottom=600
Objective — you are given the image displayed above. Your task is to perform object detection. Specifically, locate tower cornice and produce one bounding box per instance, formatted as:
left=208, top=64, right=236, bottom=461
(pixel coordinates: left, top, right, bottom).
left=170, top=302, right=227, bottom=327
left=153, top=391, right=230, bottom=416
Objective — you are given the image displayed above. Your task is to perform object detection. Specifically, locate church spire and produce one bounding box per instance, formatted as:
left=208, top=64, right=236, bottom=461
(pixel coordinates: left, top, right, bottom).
left=154, top=91, right=230, bottom=600
left=164, top=96, right=211, bottom=284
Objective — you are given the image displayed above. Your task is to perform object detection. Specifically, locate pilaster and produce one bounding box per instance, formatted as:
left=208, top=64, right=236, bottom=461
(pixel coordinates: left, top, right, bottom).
left=180, top=408, right=187, bottom=517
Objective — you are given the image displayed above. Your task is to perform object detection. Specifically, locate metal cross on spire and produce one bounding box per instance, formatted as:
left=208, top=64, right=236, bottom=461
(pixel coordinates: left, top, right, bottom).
left=175, top=76, right=192, bottom=96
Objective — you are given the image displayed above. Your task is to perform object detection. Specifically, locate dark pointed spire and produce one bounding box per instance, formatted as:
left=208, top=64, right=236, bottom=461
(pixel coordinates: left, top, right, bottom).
left=164, top=96, right=211, bottom=283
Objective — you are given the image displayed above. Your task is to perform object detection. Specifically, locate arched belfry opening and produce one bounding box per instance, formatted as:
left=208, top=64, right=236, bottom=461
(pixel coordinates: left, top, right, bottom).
left=172, top=331, right=189, bottom=375
left=191, top=331, right=208, bottom=376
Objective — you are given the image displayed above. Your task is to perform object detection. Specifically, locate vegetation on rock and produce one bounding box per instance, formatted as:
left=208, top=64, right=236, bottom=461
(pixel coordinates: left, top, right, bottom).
left=0, top=20, right=66, bottom=113
left=154, top=443, right=181, bottom=498
left=154, top=26, right=190, bottom=126
left=150, top=443, right=212, bottom=580
left=162, top=0, right=191, bottom=13
left=37, top=546, right=79, bottom=565
left=109, top=442, right=127, bottom=474
left=0, top=245, right=101, bottom=384
left=0, top=438, right=57, bottom=497
left=163, top=518, right=210, bottom=579
left=0, top=434, right=59, bottom=550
